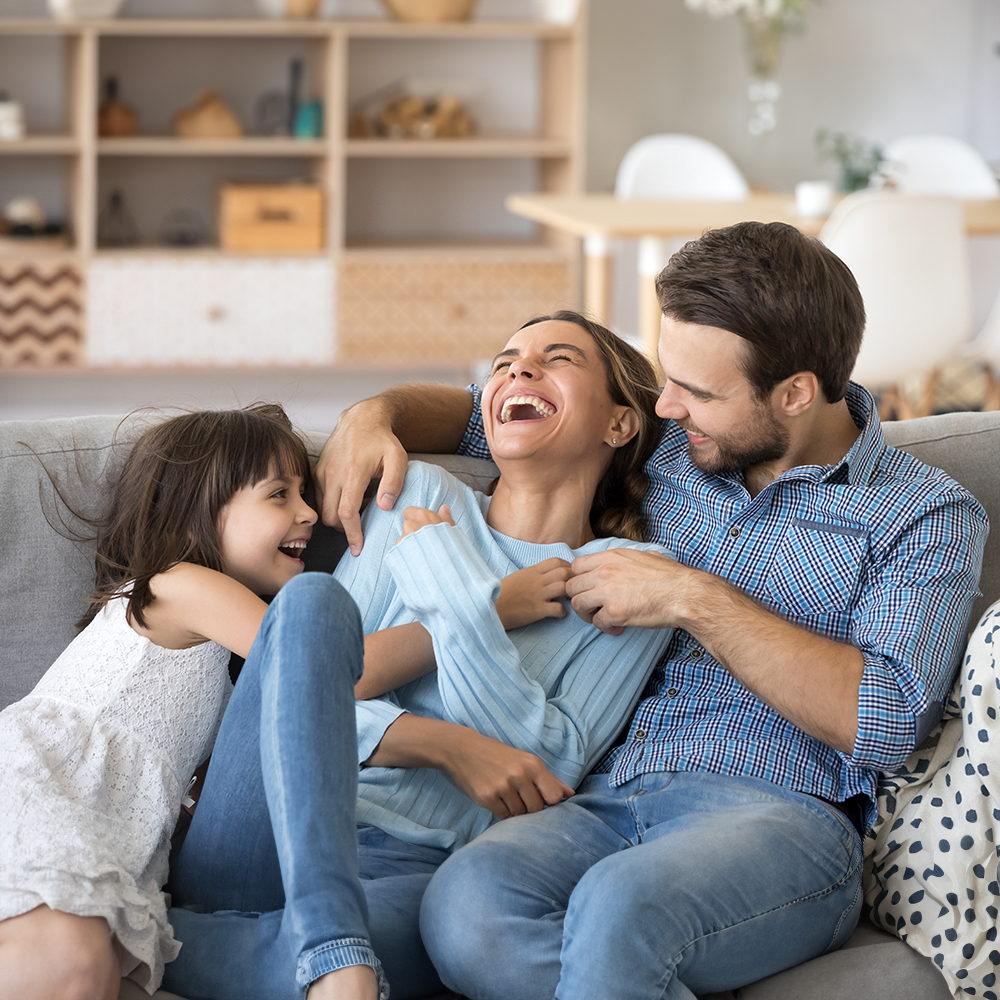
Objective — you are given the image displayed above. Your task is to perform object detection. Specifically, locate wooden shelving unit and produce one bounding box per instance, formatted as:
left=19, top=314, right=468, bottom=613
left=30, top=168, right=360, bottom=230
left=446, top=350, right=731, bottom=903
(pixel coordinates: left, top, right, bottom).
left=0, top=9, right=586, bottom=369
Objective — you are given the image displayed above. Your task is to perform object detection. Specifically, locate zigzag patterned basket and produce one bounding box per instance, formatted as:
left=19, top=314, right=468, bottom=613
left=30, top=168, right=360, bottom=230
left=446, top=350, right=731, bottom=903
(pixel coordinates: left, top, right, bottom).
left=0, top=263, right=83, bottom=367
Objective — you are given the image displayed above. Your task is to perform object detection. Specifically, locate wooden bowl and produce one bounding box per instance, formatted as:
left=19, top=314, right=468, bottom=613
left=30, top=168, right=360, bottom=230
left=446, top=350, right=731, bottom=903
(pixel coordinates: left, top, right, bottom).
left=381, top=0, right=479, bottom=22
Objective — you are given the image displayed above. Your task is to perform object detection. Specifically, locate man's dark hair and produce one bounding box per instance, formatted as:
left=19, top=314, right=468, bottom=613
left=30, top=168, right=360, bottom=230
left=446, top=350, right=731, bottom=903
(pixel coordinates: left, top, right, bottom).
left=654, top=221, right=865, bottom=403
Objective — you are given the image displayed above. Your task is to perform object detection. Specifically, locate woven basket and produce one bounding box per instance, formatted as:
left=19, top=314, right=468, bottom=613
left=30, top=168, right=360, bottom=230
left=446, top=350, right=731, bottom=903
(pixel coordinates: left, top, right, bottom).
left=381, top=0, right=478, bottom=22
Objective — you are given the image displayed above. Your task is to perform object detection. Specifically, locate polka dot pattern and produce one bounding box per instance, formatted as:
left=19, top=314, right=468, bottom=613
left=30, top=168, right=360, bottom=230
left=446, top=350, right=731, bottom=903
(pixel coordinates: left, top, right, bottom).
left=865, top=604, right=1000, bottom=999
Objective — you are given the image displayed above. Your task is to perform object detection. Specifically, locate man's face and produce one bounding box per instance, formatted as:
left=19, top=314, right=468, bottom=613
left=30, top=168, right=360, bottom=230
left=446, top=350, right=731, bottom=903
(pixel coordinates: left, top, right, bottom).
left=655, top=314, right=789, bottom=477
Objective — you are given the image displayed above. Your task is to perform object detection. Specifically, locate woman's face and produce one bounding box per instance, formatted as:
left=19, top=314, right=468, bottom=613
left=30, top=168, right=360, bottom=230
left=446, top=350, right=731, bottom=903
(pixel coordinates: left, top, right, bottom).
left=482, top=320, right=628, bottom=466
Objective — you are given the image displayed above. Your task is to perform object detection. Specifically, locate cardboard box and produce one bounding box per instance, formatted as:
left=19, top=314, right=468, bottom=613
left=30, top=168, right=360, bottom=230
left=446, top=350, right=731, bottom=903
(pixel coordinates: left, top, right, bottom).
left=220, top=183, right=325, bottom=251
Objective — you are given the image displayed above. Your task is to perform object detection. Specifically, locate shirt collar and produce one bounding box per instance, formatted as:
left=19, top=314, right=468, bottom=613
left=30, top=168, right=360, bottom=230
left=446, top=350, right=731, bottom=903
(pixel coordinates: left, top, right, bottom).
left=819, top=382, right=884, bottom=486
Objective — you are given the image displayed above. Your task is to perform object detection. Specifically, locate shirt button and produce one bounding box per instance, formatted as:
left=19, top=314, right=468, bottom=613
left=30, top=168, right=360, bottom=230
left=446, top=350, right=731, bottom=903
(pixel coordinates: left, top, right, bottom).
left=634, top=729, right=647, bottom=740
left=666, top=687, right=679, bottom=698
left=729, top=526, right=741, bottom=538
left=691, top=647, right=703, bottom=659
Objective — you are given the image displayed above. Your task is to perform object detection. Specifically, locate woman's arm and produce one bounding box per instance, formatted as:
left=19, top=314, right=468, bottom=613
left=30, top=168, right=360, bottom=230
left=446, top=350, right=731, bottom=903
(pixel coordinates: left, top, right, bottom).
left=385, top=525, right=672, bottom=788
left=363, top=712, right=573, bottom=819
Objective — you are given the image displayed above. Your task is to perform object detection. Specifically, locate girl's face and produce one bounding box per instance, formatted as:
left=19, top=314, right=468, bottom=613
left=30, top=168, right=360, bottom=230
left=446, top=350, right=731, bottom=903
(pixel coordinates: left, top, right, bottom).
left=482, top=320, right=632, bottom=465
left=217, top=466, right=317, bottom=596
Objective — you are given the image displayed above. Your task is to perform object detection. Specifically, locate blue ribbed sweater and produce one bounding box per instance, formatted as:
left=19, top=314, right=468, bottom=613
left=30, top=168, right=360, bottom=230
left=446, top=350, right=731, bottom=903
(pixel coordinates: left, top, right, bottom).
left=332, top=461, right=672, bottom=852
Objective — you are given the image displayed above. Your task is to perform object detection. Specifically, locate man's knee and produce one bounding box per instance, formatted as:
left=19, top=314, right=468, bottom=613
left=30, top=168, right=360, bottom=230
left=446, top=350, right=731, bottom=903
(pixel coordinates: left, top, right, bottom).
left=420, top=839, right=506, bottom=978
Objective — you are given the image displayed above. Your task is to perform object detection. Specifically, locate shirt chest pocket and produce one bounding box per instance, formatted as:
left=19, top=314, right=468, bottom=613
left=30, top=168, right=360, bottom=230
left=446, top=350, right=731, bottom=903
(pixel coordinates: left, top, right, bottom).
left=763, top=517, right=868, bottom=616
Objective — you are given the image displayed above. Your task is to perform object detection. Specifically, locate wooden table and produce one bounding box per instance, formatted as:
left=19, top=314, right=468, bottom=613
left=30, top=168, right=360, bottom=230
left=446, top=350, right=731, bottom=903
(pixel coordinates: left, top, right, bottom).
left=506, top=192, right=1000, bottom=355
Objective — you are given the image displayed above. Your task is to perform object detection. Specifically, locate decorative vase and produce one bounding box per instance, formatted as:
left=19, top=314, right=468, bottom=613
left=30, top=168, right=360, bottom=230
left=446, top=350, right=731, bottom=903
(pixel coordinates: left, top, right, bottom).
left=742, top=15, right=783, bottom=137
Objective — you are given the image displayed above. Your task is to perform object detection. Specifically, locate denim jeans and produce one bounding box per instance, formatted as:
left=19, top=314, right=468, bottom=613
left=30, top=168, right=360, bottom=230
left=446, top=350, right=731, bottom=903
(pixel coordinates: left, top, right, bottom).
left=162, top=574, right=447, bottom=1000
left=420, top=770, right=864, bottom=1000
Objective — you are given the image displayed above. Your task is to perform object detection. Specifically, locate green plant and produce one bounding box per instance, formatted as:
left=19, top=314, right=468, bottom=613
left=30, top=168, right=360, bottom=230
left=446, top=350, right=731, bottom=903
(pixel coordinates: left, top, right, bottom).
left=815, top=129, right=886, bottom=192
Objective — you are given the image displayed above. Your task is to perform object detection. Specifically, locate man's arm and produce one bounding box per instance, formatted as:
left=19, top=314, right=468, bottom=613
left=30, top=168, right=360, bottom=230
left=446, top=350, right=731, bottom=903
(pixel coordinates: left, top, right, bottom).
left=566, top=549, right=863, bottom=754
left=364, top=713, right=573, bottom=819
left=314, top=384, right=473, bottom=553
left=567, top=489, right=986, bottom=765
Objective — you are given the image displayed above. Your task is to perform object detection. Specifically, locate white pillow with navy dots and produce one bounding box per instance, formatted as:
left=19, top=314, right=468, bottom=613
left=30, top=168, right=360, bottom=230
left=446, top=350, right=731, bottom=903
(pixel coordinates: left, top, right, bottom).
left=865, top=601, right=1000, bottom=999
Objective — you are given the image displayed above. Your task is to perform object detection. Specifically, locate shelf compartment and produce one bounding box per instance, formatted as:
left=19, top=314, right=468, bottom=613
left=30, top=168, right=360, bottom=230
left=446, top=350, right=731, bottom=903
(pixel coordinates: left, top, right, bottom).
left=98, top=137, right=329, bottom=157
left=337, top=243, right=572, bottom=364
left=87, top=255, right=334, bottom=366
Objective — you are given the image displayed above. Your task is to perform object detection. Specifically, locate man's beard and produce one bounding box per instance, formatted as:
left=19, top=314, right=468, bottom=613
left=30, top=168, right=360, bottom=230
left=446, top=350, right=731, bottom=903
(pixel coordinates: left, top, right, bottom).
left=685, top=406, right=790, bottom=478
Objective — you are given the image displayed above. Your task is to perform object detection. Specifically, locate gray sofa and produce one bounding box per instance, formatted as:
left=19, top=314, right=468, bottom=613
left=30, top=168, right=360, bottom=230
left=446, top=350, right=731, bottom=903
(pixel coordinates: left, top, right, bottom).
left=4, top=407, right=999, bottom=1000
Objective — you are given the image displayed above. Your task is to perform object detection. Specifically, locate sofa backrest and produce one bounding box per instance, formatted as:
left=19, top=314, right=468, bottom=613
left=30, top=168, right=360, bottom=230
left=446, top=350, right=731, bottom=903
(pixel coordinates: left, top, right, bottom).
left=1, top=409, right=997, bottom=713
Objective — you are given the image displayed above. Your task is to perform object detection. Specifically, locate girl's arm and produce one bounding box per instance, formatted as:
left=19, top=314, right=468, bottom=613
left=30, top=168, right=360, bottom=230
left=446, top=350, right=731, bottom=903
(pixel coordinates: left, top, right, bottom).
left=136, top=563, right=268, bottom=659
left=357, top=623, right=435, bottom=699
left=384, top=524, right=672, bottom=788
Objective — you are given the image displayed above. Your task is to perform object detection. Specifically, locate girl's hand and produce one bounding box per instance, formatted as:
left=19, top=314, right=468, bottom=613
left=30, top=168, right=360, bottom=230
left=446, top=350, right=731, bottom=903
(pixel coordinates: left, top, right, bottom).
left=396, top=504, right=455, bottom=543
left=496, top=558, right=572, bottom=630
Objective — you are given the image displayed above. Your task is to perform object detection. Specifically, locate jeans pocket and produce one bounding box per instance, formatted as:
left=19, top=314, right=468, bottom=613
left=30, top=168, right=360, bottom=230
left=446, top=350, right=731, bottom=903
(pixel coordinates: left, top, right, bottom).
left=764, top=517, right=868, bottom=616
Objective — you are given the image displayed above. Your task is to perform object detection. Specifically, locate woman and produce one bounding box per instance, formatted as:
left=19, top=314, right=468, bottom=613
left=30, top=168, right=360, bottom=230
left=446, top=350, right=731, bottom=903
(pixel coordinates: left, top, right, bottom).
left=162, top=312, right=674, bottom=1000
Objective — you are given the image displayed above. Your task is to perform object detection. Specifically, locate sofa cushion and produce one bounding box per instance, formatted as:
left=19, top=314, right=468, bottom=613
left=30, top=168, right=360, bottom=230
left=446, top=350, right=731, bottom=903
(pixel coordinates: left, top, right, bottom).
left=881, top=409, right=1000, bottom=622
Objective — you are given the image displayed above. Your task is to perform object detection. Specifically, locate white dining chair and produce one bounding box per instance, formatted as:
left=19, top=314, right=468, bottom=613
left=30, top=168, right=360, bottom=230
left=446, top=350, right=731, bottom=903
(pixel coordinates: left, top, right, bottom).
left=883, top=136, right=1000, bottom=410
left=883, top=135, right=1000, bottom=199
left=819, top=191, right=972, bottom=419
left=587, top=134, right=748, bottom=355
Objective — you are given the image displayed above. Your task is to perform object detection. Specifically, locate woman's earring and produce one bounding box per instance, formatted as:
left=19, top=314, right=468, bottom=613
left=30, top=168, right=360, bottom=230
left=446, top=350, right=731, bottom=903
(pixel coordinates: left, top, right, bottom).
left=612, top=437, right=618, bottom=445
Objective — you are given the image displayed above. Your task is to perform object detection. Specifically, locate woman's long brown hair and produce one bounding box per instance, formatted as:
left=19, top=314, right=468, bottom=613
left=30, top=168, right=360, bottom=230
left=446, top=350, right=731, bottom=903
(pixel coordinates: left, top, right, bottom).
left=518, top=311, right=661, bottom=542
left=78, top=403, right=310, bottom=631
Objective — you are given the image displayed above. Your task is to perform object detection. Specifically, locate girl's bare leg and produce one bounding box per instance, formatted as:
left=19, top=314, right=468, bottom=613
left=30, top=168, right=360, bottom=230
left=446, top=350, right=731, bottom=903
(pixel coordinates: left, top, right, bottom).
left=0, top=904, right=121, bottom=1000
left=307, top=964, right=379, bottom=1000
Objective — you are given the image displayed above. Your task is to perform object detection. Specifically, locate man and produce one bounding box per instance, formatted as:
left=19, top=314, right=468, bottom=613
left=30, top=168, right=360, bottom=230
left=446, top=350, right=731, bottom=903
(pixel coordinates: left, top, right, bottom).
left=316, top=222, right=987, bottom=999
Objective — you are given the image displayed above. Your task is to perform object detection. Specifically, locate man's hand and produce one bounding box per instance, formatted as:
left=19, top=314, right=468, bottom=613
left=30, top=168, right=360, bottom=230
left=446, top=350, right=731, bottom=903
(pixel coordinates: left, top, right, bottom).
left=314, top=398, right=408, bottom=556
left=496, top=558, right=572, bottom=631
left=567, top=548, right=690, bottom=635
left=397, top=504, right=455, bottom=542
left=442, top=729, right=574, bottom=819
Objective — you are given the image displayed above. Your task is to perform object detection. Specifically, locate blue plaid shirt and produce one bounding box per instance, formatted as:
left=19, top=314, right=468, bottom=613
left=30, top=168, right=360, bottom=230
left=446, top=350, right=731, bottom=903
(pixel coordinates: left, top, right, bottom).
left=457, top=382, right=987, bottom=828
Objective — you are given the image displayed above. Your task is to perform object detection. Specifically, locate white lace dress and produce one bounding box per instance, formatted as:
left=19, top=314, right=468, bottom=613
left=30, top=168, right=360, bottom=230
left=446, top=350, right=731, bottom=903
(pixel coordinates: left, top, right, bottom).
left=0, top=596, right=232, bottom=994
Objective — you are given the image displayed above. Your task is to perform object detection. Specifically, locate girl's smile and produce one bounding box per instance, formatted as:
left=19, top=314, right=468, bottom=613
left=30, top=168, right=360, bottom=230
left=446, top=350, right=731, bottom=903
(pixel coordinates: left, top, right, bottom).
left=217, top=470, right=317, bottom=596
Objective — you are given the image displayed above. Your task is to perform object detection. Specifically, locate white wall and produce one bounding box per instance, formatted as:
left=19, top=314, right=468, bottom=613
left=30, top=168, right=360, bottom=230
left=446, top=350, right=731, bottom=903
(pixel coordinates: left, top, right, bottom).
left=2, top=0, right=999, bottom=422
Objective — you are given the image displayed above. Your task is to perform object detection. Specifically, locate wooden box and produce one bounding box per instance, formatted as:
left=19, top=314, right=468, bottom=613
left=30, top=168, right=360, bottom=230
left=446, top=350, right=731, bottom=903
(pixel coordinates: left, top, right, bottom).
left=219, top=184, right=325, bottom=252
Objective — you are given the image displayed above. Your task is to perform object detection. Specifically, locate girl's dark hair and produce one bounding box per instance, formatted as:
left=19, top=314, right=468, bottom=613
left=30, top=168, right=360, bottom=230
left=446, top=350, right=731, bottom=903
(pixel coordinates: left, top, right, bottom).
left=518, top=311, right=661, bottom=542
left=79, top=403, right=310, bottom=631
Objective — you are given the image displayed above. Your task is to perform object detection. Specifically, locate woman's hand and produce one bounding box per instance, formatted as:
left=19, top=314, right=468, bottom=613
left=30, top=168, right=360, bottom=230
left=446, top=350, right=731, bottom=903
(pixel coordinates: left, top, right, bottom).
left=365, top=714, right=573, bottom=819
left=496, top=558, right=572, bottom=630
left=440, top=728, right=574, bottom=819
left=397, top=504, right=455, bottom=543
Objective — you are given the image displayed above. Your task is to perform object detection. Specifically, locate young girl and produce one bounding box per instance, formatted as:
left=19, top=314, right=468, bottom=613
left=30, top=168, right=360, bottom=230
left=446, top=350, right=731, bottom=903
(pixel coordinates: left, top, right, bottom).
left=161, top=313, right=677, bottom=1000
left=0, top=403, right=330, bottom=999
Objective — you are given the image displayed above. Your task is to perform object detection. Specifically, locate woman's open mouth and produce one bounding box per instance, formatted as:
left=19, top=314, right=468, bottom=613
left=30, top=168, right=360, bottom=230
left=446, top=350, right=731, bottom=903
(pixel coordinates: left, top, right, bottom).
left=499, top=395, right=556, bottom=424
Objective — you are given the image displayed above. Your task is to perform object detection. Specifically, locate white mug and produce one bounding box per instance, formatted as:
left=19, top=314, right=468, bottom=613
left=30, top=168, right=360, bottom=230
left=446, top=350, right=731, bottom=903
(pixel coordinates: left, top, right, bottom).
left=534, top=0, right=580, bottom=24
left=0, top=99, right=24, bottom=141
left=795, top=180, right=833, bottom=218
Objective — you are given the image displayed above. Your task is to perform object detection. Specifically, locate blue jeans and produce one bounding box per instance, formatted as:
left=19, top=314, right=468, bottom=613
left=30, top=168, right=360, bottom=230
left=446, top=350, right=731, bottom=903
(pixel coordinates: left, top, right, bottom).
left=162, top=574, right=447, bottom=1000
left=420, top=770, right=863, bottom=1000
